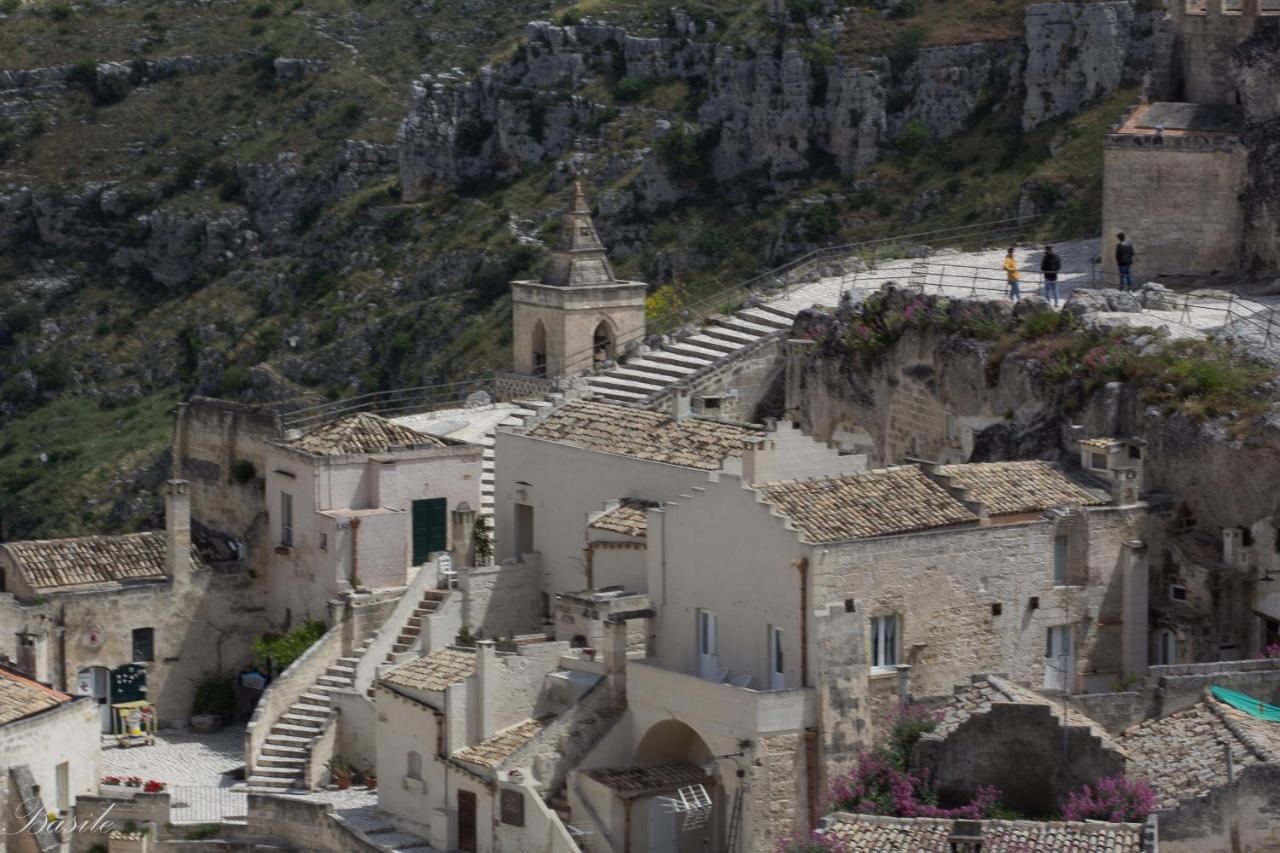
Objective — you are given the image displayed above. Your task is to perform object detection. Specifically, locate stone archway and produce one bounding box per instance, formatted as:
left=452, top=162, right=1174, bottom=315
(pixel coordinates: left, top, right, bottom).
left=531, top=320, right=547, bottom=376
left=632, top=720, right=721, bottom=852
left=592, top=318, right=616, bottom=365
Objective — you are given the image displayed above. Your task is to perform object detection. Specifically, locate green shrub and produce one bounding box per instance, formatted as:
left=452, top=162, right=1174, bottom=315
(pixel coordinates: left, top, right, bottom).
left=887, top=26, right=926, bottom=79
left=888, top=0, right=923, bottom=19
left=657, top=124, right=717, bottom=184
left=694, top=225, right=733, bottom=259
left=252, top=619, right=326, bottom=672
left=1, top=0, right=22, bottom=14
left=50, top=2, right=71, bottom=20
left=217, top=365, right=250, bottom=397
left=339, top=102, right=361, bottom=128
left=804, top=202, right=840, bottom=240
left=191, top=674, right=236, bottom=720
left=897, top=120, right=930, bottom=155
left=454, top=117, right=493, bottom=156
left=184, top=825, right=221, bottom=841
left=613, top=76, right=654, bottom=102
left=249, top=1, right=272, bottom=16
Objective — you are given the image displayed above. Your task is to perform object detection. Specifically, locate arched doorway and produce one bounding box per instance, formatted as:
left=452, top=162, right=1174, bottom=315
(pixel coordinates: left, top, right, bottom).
left=77, top=666, right=113, bottom=732
left=592, top=319, right=615, bottom=365
left=633, top=720, right=720, bottom=852
left=532, top=320, right=547, bottom=376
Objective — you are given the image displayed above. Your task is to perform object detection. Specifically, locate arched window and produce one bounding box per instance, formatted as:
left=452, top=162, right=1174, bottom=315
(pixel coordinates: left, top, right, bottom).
left=407, top=750, right=422, bottom=780
left=592, top=319, right=614, bottom=364
left=531, top=321, right=547, bottom=376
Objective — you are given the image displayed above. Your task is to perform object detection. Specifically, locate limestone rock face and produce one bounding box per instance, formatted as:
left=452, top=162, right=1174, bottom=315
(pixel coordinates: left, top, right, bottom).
left=1021, top=1, right=1156, bottom=131
left=890, top=41, right=1022, bottom=140
left=1233, top=25, right=1280, bottom=271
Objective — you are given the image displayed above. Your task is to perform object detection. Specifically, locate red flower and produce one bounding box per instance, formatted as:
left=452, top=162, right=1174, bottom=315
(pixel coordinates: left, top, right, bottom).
left=143, top=780, right=166, bottom=793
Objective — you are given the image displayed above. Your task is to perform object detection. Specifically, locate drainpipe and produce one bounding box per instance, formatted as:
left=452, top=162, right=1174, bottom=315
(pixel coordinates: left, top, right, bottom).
left=584, top=545, right=594, bottom=590
left=795, top=557, right=809, bottom=687
left=350, top=517, right=361, bottom=590
left=623, top=800, right=632, bottom=853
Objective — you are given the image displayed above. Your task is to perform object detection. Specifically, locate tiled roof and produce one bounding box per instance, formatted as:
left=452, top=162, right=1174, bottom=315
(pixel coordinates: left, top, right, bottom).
left=453, top=718, right=549, bottom=769
left=1, top=532, right=205, bottom=593
left=757, top=467, right=977, bottom=543
left=1078, top=437, right=1124, bottom=449
left=1120, top=693, right=1276, bottom=808
left=589, top=502, right=651, bottom=537
left=584, top=763, right=710, bottom=799
left=288, top=412, right=446, bottom=456
left=381, top=648, right=476, bottom=693
left=935, top=461, right=1107, bottom=515
left=523, top=399, right=762, bottom=470
left=0, top=667, right=72, bottom=726
left=821, top=814, right=1145, bottom=852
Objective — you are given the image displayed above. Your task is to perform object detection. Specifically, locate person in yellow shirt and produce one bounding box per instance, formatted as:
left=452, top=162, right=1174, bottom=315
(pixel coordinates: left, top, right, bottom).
left=1003, top=247, right=1020, bottom=302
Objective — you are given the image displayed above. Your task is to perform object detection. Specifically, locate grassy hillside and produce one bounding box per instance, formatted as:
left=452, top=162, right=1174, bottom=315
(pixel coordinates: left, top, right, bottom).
left=0, top=0, right=1123, bottom=539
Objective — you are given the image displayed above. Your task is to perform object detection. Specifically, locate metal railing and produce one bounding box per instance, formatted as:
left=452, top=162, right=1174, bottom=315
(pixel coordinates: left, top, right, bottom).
left=281, top=377, right=498, bottom=431
left=166, top=786, right=248, bottom=825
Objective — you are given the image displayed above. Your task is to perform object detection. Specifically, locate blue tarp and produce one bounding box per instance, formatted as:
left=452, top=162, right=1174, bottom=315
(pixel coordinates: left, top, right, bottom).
left=1211, top=685, right=1280, bottom=723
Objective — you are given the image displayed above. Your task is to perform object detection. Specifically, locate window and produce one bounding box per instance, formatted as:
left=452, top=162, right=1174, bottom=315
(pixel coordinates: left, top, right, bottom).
left=768, top=625, right=785, bottom=690
left=500, top=788, right=525, bottom=827
left=1053, top=534, right=1069, bottom=585
left=871, top=615, right=899, bottom=671
left=1089, top=452, right=1108, bottom=471
left=697, top=609, right=718, bottom=680
left=320, top=532, right=327, bottom=551
left=406, top=750, right=422, bottom=780
left=280, top=491, right=293, bottom=547
left=1169, top=585, right=1188, bottom=602
left=131, top=628, right=154, bottom=663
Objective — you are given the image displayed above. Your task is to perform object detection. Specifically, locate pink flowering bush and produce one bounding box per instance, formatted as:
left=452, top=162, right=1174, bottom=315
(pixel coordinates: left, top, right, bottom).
left=1263, top=643, right=1280, bottom=659
left=828, top=751, right=1001, bottom=819
left=775, top=831, right=849, bottom=852
left=1061, top=776, right=1157, bottom=823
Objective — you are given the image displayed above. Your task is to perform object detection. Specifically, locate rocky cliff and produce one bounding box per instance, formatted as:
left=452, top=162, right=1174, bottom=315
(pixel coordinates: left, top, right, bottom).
left=1234, top=21, right=1280, bottom=272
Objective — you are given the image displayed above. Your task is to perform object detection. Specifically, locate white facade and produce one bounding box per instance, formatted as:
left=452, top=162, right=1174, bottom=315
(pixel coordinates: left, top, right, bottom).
left=264, top=441, right=482, bottom=623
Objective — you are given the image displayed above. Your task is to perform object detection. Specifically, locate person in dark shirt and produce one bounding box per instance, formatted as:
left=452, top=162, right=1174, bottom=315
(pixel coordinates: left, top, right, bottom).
left=1040, top=245, right=1062, bottom=307
left=1115, top=232, right=1136, bottom=290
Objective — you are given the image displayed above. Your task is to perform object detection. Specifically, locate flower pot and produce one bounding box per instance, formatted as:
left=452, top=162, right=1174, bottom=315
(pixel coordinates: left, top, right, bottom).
left=335, top=775, right=351, bottom=790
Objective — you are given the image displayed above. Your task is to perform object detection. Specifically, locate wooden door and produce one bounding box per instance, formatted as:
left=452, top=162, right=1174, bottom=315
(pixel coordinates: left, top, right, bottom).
left=457, top=789, right=478, bottom=853
left=411, top=498, right=447, bottom=565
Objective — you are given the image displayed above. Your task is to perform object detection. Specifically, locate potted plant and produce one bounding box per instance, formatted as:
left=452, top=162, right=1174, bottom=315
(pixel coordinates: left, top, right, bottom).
left=327, top=756, right=353, bottom=790
left=364, top=765, right=377, bottom=791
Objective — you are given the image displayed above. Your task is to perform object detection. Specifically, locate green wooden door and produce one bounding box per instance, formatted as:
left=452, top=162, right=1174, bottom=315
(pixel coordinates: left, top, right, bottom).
left=111, top=664, right=147, bottom=703
left=411, top=498, right=447, bottom=565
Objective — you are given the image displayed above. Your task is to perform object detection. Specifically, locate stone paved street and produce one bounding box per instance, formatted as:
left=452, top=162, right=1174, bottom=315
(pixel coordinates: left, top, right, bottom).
left=100, top=727, right=247, bottom=824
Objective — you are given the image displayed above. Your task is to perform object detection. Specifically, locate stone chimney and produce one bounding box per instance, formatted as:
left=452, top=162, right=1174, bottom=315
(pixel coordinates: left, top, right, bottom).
left=672, top=387, right=692, bottom=421
left=948, top=820, right=984, bottom=853
left=741, top=437, right=777, bottom=484
left=476, top=639, right=497, bottom=740
left=603, top=617, right=629, bottom=709
left=163, top=479, right=192, bottom=579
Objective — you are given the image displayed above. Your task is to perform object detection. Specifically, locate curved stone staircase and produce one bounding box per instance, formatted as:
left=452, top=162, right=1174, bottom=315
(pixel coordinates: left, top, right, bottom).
left=248, top=640, right=371, bottom=791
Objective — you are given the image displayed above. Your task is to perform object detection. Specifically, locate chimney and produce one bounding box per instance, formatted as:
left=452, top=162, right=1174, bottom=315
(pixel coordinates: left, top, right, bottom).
left=948, top=820, right=984, bottom=853
left=742, top=437, right=777, bottom=484
left=163, top=479, right=191, bottom=579
left=476, top=640, right=497, bottom=740
left=672, top=387, right=691, bottom=421
left=603, top=617, right=629, bottom=709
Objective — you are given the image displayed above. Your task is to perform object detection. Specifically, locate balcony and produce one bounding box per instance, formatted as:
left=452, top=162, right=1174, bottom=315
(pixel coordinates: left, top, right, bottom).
left=625, top=660, right=815, bottom=736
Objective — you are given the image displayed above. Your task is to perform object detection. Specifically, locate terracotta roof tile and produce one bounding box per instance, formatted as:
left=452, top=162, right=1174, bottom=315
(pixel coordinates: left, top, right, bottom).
left=523, top=399, right=762, bottom=470
left=821, top=814, right=1144, bottom=852
left=453, top=718, right=549, bottom=769
left=936, top=461, right=1107, bottom=516
left=585, top=763, right=710, bottom=799
left=0, top=667, right=72, bottom=726
left=1078, top=437, right=1124, bottom=449
left=588, top=502, right=652, bottom=538
left=381, top=648, right=476, bottom=693
left=288, top=412, right=446, bottom=456
left=757, top=467, right=977, bottom=543
left=1, top=532, right=205, bottom=593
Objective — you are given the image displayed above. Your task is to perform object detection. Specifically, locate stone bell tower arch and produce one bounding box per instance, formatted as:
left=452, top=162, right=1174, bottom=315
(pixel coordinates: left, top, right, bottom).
left=509, top=183, right=647, bottom=380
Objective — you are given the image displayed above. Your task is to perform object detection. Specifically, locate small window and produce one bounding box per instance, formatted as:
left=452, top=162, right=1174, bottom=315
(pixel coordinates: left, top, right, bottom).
left=320, top=532, right=327, bottom=550
left=500, top=788, right=525, bottom=827
left=768, top=625, right=785, bottom=690
left=1089, top=452, right=1108, bottom=471
left=1169, top=585, right=1188, bottom=602
left=871, top=615, right=899, bottom=671
left=280, top=491, right=294, bottom=547
left=132, top=628, right=154, bottom=663
left=407, top=750, right=422, bottom=780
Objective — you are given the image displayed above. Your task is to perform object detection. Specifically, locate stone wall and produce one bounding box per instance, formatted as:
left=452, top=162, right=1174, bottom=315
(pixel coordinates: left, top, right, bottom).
left=648, top=334, right=786, bottom=424
left=462, top=559, right=542, bottom=639
left=917, top=702, right=1126, bottom=816
left=1158, top=763, right=1280, bottom=853
left=750, top=730, right=811, bottom=847
left=1, top=697, right=100, bottom=843
left=1172, top=2, right=1261, bottom=105
left=246, top=793, right=380, bottom=852
left=1101, top=132, right=1249, bottom=281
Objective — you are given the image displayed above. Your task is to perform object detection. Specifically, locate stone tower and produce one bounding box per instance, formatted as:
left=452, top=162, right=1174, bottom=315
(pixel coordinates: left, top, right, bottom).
left=510, top=183, right=647, bottom=379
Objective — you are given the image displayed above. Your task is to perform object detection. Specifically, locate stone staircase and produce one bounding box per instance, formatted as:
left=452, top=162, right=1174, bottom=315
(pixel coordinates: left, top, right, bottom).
left=365, top=589, right=449, bottom=698
left=247, top=640, right=371, bottom=791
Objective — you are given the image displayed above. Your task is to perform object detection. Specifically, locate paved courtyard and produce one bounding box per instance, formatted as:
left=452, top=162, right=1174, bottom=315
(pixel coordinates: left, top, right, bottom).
left=100, top=726, right=247, bottom=824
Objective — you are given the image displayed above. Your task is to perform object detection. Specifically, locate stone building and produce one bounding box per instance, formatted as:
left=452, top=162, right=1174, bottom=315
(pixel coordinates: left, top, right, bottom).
left=504, top=184, right=647, bottom=394
left=493, top=396, right=863, bottom=598
left=0, top=664, right=101, bottom=852
left=0, top=480, right=264, bottom=727
left=263, top=411, right=483, bottom=624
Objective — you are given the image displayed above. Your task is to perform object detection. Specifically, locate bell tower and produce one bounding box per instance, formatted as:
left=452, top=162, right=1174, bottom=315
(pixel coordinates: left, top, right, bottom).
left=510, top=183, right=647, bottom=379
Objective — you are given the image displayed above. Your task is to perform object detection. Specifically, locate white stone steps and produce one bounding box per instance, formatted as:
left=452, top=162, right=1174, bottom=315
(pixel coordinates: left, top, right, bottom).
left=272, top=722, right=324, bottom=736
left=280, top=713, right=325, bottom=728
left=606, top=366, right=684, bottom=386
left=299, top=693, right=333, bottom=706
left=719, top=315, right=781, bottom=335
left=289, top=703, right=331, bottom=719
left=246, top=776, right=295, bottom=789
left=265, top=733, right=313, bottom=746
left=738, top=306, right=795, bottom=328
left=327, top=664, right=356, bottom=676
left=700, top=325, right=761, bottom=345
left=622, top=357, right=698, bottom=378
left=317, top=675, right=353, bottom=688
left=643, top=349, right=713, bottom=369
left=586, top=384, right=648, bottom=402
left=663, top=340, right=725, bottom=360
left=258, top=754, right=307, bottom=766
left=683, top=333, right=738, bottom=354
left=253, top=766, right=303, bottom=778
left=588, top=374, right=667, bottom=393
